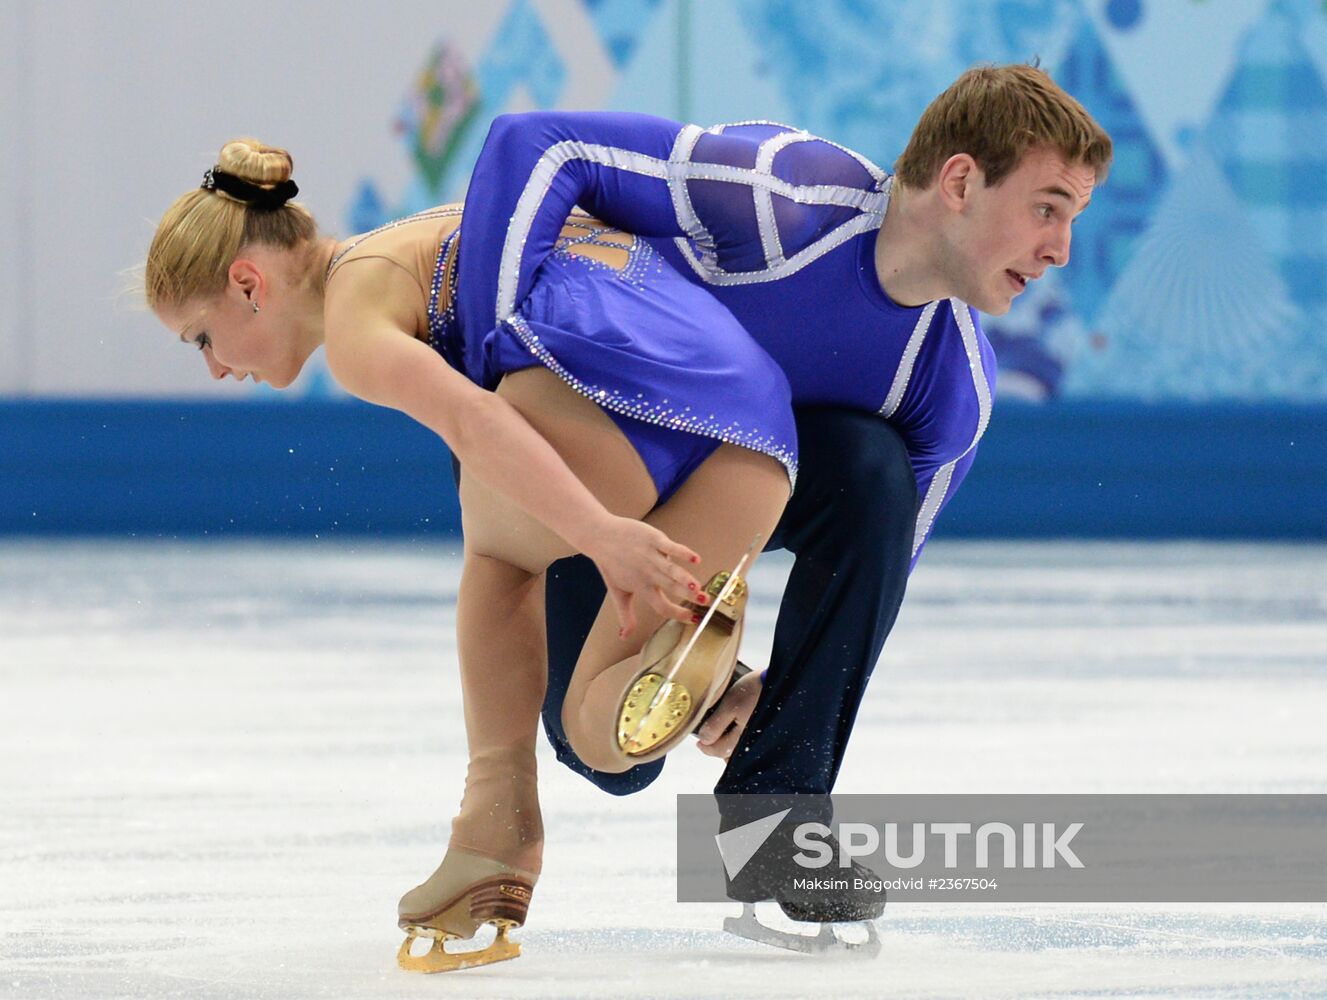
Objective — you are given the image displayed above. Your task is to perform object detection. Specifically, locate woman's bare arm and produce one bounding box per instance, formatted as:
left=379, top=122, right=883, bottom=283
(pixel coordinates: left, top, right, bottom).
left=322, top=258, right=701, bottom=627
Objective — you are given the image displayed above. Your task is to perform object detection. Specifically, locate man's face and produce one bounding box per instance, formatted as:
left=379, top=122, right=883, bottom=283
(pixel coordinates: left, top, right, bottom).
left=943, top=146, right=1096, bottom=315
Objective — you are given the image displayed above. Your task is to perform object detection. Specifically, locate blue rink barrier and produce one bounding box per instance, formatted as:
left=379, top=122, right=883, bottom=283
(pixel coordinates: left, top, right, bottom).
left=1, top=399, right=1324, bottom=538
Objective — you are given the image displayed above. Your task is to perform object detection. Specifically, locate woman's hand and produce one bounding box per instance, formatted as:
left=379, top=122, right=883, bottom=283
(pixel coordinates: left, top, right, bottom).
left=583, top=515, right=704, bottom=637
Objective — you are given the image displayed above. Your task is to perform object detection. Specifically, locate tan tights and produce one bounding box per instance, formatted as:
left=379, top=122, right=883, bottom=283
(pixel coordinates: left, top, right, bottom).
left=450, top=367, right=789, bottom=876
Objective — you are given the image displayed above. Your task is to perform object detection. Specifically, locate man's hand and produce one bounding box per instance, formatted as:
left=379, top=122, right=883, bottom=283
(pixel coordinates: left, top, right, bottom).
left=696, top=670, right=764, bottom=759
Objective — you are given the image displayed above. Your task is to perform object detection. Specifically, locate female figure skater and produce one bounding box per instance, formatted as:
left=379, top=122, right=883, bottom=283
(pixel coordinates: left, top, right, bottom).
left=145, top=143, right=796, bottom=970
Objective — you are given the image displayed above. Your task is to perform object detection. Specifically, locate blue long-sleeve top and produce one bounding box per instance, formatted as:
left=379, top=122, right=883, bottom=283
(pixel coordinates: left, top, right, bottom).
left=457, top=112, right=997, bottom=569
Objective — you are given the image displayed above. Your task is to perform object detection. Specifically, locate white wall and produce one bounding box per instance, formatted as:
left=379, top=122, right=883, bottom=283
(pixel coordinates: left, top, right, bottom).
left=0, top=0, right=507, bottom=397
left=0, top=1, right=28, bottom=395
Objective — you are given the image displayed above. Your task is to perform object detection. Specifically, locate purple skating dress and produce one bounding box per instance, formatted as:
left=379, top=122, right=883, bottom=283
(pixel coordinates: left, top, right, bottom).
left=422, top=210, right=797, bottom=502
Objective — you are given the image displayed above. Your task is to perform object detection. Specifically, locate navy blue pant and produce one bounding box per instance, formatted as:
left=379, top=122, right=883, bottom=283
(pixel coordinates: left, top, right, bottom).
left=542, top=407, right=917, bottom=802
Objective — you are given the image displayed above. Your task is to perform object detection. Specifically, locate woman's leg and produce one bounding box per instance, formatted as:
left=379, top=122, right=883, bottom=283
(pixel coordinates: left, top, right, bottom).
left=561, top=442, right=790, bottom=773
left=452, top=365, right=664, bottom=853
left=543, top=553, right=667, bottom=794
left=447, top=552, right=547, bottom=872
left=399, top=366, right=661, bottom=954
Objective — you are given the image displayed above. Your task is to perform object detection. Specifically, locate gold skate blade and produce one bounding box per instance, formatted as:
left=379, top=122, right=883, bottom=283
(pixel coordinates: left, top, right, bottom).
left=706, top=570, right=749, bottom=607
left=618, top=673, right=692, bottom=755
left=397, top=921, right=522, bottom=973
left=621, top=537, right=760, bottom=752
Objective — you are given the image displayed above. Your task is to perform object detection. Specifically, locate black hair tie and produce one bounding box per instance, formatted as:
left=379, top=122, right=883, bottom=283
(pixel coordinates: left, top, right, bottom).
left=201, top=167, right=298, bottom=210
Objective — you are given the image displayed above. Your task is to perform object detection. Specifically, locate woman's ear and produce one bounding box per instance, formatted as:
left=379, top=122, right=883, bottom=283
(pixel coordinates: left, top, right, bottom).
left=227, top=258, right=264, bottom=303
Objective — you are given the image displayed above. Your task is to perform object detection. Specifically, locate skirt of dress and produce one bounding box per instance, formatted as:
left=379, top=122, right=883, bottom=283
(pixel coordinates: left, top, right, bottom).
left=476, top=235, right=798, bottom=504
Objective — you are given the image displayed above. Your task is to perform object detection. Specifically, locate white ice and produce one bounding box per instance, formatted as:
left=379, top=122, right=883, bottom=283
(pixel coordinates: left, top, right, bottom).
left=1, top=540, right=1325, bottom=999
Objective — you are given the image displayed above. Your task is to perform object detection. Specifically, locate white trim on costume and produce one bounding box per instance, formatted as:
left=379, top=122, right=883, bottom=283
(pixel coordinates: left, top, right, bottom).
left=498, top=123, right=891, bottom=317
left=668, top=124, right=710, bottom=257
left=880, top=300, right=939, bottom=419
left=753, top=130, right=816, bottom=267
left=497, top=140, right=671, bottom=320
left=912, top=461, right=956, bottom=560
left=673, top=212, right=882, bottom=286
left=951, top=298, right=994, bottom=446
left=909, top=300, right=993, bottom=558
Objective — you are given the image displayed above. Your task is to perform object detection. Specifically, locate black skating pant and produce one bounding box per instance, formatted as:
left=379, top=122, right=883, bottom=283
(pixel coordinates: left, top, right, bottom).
left=541, top=408, right=917, bottom=814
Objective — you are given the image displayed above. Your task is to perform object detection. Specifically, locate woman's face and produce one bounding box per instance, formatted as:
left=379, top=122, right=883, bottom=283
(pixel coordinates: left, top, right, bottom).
left=157, top=254, right=311, bottom=389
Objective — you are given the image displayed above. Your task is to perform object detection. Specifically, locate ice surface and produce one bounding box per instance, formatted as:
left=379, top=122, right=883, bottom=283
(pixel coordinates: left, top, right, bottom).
left=1, top=540, right=1324, bottom=999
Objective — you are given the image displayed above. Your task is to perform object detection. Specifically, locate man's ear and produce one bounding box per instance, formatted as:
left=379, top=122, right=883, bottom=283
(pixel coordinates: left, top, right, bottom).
left=935, top=153, right=980, bottom=213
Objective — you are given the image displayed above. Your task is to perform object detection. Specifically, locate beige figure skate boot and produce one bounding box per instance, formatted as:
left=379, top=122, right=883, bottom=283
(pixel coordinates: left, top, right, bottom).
left=397, top=748, right=541, bottom=973
left=616, top=569, right=749, bottom=762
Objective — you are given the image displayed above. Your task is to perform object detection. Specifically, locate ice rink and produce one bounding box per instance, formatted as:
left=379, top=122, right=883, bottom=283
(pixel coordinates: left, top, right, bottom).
left=2, top=540, right=1325, bottom=999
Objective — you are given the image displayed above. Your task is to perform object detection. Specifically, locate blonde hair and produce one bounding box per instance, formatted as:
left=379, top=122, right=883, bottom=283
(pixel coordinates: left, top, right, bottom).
left=894, top=64, right=1113, bottom=190
left=144, top=138, right=319, bottom=310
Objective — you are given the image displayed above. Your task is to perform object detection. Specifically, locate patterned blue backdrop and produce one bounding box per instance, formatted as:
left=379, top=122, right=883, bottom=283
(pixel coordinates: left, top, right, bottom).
left=344, top=0, right=1327, bottom=404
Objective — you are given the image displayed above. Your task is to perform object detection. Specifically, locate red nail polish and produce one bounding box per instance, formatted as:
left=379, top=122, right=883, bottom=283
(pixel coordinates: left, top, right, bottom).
left=691, top=614, right=701, bottom=624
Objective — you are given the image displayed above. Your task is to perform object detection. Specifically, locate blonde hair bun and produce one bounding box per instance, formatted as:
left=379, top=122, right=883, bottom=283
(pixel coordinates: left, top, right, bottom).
left=144, top=138, right=317, bottom=310
left=216, top=138, right=294, bottom=187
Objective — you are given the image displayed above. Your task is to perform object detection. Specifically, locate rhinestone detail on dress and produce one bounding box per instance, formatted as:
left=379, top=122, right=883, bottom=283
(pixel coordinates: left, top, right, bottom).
left=425, top=215, right=798, bottom=490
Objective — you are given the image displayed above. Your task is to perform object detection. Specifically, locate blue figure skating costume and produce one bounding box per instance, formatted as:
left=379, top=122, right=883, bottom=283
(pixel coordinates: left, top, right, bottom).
left=459, top=112, right=998, bottom=569
left=430, top=174, right=797, bottom=504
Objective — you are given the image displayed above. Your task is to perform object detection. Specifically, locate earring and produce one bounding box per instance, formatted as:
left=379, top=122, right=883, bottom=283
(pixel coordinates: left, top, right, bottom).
left=252, top=301, right=260, bottom=314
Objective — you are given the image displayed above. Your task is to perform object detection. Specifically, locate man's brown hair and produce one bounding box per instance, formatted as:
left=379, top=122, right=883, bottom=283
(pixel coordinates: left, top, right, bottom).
left=894, top=64, right=1113, bottom=189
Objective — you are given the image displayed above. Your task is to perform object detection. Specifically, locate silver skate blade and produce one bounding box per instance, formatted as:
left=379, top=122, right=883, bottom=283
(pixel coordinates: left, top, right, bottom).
left=723, top=904, right=881, bottom=958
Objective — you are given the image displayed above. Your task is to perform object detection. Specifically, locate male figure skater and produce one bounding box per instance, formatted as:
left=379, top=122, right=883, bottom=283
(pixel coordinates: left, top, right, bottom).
left=462, top=63, right=1110, bottom=948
